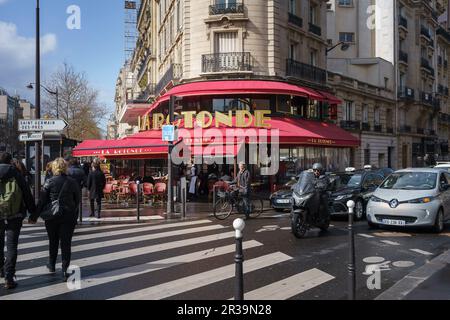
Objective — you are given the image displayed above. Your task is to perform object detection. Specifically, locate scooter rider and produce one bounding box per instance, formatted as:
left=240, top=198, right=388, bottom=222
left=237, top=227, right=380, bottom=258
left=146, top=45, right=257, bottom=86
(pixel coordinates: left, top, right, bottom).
left=312, top=163, right=331, bottom=221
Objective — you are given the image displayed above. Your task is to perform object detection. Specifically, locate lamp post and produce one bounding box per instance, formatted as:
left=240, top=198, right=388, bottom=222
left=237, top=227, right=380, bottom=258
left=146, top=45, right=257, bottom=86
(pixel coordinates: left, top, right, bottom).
left=34, top=0, right=41, bottom=201
left=326, top=41, right=350, bottom=56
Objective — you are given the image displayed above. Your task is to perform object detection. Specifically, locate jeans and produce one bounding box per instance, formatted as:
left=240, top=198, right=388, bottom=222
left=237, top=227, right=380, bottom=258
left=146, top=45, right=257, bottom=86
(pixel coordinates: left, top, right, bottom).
left=0, top=218, right=23, bottom=280
left=90, top=198, right=102, bottom=217
left=45, top=219, right=76, bottom=272
left=239, top=190, right=251, bottom=218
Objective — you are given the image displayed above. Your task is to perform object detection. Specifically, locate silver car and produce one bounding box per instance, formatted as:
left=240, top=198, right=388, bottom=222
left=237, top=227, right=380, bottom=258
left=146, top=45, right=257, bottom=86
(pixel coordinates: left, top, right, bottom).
left=366, top=168, right=450, bottom=233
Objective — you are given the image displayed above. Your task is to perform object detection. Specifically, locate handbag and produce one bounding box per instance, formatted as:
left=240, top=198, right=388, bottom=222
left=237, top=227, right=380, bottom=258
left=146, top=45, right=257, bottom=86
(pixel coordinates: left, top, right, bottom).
left=40, top=179, right=69, bottom=221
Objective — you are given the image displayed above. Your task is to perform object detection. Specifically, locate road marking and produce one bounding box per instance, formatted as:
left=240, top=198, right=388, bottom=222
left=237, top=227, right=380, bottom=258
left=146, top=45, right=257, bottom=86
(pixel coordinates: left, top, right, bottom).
left=392, top=261, right=415, bottom=268
left=20, top=223, right=138, bottom=234
left=243, top=269, right=335, bottom=300
left=3, top=241, right=262, bottom=300
left=18, top=219, right=215, bottom=250
left=358, top=234, right=375, bottom=238
left=363, top=257, right=385, bottom=264
left=110, top=252, right=292, bottom=300
left=15, top=230, right=235, bottom=280
left=17, top=225, right=227, bottom=263
left=410, top=249, right=433, bottom=256
left=373, top=232, right=412, bottom=238
left=381, top=240, right=401, bottom=246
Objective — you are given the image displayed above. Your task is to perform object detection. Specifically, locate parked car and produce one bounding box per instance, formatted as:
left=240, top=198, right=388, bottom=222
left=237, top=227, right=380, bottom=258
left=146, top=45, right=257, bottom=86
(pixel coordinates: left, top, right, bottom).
left=366, top=168, right=450, bottom=233
left=435, top=162, right=450, bottom=173
left=329, top=169, right=385, bottom=220
left=270, top=177, right=299, bottom=212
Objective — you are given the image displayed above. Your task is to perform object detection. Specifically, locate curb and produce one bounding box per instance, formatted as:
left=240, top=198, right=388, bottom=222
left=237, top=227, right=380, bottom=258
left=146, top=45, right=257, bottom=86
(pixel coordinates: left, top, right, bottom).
left=376, top=249, right=450, bottom=300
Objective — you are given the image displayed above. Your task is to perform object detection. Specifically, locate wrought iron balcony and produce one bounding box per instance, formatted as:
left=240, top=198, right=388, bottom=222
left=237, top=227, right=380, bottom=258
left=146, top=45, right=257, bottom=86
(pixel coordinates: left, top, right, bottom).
left=421, top=25, right=431, bottom=39
left=374, top=124, right=383, bottom=133
left=309, top=23, right=322, bottom=36
left=399, top=15, right=408, bottom=29
left=135, top=84, right=156, bottom=103
left=288, top=12, right=303, bottom=28
left=437, top=26, right=450, bottom=43
left=155, top=63, right=183, bottom=96
left=421, top=58, right=435, bottom=76
left=399, top=50, right=408, bottom=63
left=362, top=122, right=371, bottom=131
left=202, top=52, right=252, bottom=73
left=209, top=2, right=244, bottom=15
left=399, top=125, right=412, bottom=133
left=340, top=120, right=361, bottom=131
left=286, top=59, right=327, bottom=86
left=398, top=87, right=415, bottom=100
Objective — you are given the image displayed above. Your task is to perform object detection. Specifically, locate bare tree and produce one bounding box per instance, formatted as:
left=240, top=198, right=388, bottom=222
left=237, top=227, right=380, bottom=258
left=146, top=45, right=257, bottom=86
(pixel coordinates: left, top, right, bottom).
left=43, top=63, right=107, bottom=140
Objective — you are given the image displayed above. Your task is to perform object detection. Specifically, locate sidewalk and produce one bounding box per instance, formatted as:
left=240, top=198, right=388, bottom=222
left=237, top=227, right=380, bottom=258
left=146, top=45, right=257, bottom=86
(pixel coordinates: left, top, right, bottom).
left=376, top=249, right=450, bottom=300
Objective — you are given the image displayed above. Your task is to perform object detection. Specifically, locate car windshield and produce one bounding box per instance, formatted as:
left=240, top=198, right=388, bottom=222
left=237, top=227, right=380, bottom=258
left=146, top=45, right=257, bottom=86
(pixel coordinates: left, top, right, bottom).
left=380, top=172, right=437, bottom=190
left=340, top=174, right=362, bottom=188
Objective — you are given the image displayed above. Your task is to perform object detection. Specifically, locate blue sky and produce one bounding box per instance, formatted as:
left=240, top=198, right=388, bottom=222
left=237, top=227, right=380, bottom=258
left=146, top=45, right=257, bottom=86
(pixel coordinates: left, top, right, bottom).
left=0, top=0, right=126, bottom=130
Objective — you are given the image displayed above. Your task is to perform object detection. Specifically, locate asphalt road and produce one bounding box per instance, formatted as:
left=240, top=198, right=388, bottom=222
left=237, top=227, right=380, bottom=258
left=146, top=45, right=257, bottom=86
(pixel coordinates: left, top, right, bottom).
left=1, top=212, right=450, bottom=300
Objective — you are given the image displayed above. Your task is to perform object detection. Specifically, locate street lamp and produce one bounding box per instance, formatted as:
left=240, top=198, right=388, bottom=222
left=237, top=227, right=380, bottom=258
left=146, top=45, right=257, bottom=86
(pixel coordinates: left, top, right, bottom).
left=326, top=41, right=350, bottom=56
left=27, top=83, right=59, bottom=119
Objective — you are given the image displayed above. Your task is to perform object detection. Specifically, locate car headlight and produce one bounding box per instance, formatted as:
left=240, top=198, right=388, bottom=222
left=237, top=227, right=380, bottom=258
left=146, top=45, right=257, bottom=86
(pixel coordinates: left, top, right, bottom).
left=370, top=196, right=385, bottom=203
left=335, top=194, right=353, bottom=201
left=408, top=197, right=435, bottom=204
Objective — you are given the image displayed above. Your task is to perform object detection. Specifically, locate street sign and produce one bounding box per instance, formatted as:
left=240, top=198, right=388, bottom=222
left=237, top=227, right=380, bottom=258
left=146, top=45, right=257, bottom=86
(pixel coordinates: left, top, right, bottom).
left=19, top=119, right=68, bottom=132
left=19, top=133, right=44, bottom=142
left=162, top=125, right=177, bottom=142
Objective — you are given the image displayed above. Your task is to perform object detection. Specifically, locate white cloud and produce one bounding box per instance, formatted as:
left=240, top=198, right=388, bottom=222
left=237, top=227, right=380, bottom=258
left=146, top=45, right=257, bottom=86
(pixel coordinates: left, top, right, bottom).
left=0, top=21, right=57, bottom=69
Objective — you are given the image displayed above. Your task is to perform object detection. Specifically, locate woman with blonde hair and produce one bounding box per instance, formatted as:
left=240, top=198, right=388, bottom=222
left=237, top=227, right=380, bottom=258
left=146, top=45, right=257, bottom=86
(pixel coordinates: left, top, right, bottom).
left=29, top=158, right=80, bottom=282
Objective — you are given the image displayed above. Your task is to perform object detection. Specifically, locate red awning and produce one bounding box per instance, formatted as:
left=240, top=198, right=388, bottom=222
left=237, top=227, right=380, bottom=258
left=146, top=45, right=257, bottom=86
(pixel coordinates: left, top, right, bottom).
left=145, top=80, right=340, bottom=116
left=73, top=138, right=169, bottom=159
left=316, top=90, right=342, bottom=105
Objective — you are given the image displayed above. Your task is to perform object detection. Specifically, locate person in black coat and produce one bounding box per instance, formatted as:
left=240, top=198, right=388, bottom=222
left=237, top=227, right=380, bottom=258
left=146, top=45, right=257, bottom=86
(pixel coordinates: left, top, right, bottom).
left=0, top=152, right=36, bottom=290
left=30, top=158, right=80, bottom=282
left=66, top=157, right=87, bottom=222
left=87, top=159, right=106, bottom=218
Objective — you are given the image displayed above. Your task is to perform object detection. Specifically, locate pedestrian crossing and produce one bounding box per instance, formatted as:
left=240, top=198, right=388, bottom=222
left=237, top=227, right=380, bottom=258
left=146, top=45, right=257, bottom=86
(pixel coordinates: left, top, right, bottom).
left=2, top=219, right=338, bottom=300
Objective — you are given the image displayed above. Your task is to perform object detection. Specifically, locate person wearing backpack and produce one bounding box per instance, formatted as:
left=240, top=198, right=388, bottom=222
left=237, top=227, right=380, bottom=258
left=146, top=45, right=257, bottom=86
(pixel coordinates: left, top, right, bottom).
left=0, top=152, right=36, bottom=290
left=29, top=158, right=80, bottom=282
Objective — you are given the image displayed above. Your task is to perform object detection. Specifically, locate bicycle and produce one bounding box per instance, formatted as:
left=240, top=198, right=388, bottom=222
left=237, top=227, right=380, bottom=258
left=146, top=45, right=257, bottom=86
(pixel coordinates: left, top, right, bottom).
left=213, top=188, right=264, bottom=220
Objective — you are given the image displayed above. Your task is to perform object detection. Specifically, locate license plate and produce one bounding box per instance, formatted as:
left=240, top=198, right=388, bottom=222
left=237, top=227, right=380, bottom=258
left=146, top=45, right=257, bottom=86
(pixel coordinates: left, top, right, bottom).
left=277, top=199, right=291, bottom=204
left=382, top=219, right=406, bottom=226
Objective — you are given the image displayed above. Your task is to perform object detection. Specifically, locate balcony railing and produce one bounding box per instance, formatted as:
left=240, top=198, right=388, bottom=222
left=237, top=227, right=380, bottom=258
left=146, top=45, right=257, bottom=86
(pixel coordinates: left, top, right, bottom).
left=399, top=15, right=408, bottom=29
left=288, top=12, right=303, bottom=28
left=398, top=87, right=415, bottom=100
left=421, top=58, right=435, bottom=76
left=399, top=125, right=412, bottom=133
left=340, top=120, right=361, bottom=131
left=135, top=84, right=156, bottom=102
left=202, top=52, right=252, bottom=73
left=437, top=26, right=450, bottom=43
left=209, top=2, right=244, bottom=15
left=362, top=123, right=371, bottom=131
left=421, top=25, right=431, bottom=39
left=309, top=23, right=322, bottom=36
left=286, top=59, right=327, bottom=85
left=155, top=63, right=183, bottom=96
left=374, top=124, right=383, bottom=133
left=399, top=50, right=408, bottom=63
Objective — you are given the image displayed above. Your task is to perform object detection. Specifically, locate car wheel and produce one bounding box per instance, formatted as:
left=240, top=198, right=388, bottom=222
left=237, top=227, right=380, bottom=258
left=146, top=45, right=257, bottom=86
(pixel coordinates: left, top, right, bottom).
left=355, top=199, right=365, bottom=221
left=432, top=209, right=445, bottom=234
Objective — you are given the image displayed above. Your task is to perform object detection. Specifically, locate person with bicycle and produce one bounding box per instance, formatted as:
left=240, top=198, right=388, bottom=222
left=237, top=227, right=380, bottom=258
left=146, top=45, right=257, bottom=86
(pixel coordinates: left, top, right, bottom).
left=230, top=162, right=251, bottom=219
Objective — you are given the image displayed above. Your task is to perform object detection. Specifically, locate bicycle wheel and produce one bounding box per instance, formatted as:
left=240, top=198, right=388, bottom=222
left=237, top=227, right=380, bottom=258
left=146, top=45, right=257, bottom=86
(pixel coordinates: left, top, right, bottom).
left=248, top=197, right=264, bottom=218
left=214, top=198, right=233, bottom=220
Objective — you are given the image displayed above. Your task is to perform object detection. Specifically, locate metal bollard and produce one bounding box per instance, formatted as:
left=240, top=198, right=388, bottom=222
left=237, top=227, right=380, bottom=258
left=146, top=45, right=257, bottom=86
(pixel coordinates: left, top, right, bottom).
left=233, top=218, right=245, bottom=300
left=136, top=181, right=141, bottom=223
left=347, top=200, right=356, bottom=300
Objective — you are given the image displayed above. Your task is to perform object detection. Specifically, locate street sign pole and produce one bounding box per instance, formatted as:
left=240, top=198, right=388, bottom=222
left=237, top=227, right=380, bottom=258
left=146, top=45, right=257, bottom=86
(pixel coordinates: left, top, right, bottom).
left=35, top=0, right=41, bottom=202
left=41, top=134, right=45, bottom=184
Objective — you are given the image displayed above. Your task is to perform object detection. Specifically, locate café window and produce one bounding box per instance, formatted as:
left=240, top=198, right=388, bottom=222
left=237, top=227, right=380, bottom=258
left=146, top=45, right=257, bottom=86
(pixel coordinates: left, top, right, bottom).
left=308, top=100, right=320, bottom=119
left=276, top=95, right=292, bottom=113
left=213, top=98, right=249, bottom=112
left=251, top=98, right=271, bottom=111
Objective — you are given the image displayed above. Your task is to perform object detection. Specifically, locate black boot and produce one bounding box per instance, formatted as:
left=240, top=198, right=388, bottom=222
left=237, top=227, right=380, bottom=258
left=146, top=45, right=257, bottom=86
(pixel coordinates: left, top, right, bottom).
left=46, top=263, right=56, bottom=274
left=4, top=277, right=17, bottom=290
left=62, top=270, right=72, bottom=282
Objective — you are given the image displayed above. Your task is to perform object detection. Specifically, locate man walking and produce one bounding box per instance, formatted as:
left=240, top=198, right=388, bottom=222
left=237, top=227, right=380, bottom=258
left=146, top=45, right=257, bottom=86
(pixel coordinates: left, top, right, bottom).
left=0, top=152, right=36, bottom=289
left=233, top=162, right=251, bottom=219
left=87, top=159, right=106, bottom=218
left=67, top=157, right=87, bottom=221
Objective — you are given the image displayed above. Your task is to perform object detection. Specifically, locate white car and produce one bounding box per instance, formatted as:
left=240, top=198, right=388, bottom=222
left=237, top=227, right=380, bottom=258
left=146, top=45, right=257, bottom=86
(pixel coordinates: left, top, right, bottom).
left=435, top=162, right=450, bottom=173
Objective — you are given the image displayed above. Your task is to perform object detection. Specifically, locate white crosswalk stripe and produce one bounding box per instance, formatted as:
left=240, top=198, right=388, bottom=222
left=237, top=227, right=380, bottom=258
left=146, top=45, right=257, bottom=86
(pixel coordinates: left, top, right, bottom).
left=2, top=220, right=336, bottom=300
left=17, top=219, right=214, bottom=250
left=111, top=252, right=292, bottom=300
